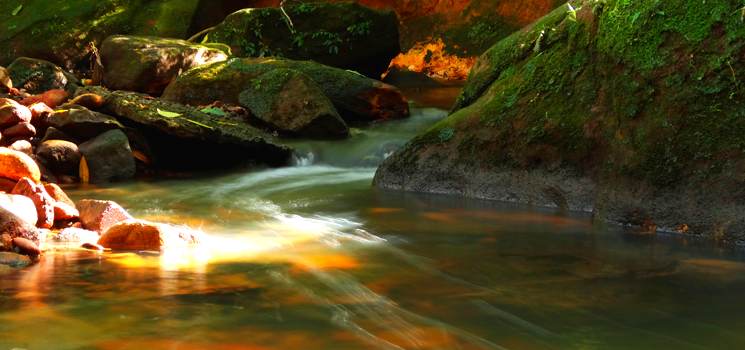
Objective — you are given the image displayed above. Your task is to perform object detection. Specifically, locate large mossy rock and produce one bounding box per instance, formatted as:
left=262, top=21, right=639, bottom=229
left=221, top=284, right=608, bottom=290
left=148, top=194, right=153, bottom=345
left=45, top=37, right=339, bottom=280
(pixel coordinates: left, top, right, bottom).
left=375, top=0, right=745, bottom=243
left=0, top=0, right=223, bottom=70
left=93, top=35, right=230, bottom=95
left=206, top=2, right=400, bottom=79
left=77, top=86, right=292, bottom=169
left=238, top=68, right=348, bottom=139
left=6, top=58, right=77, bottom=95
left=162, top=57, right=409, bottom=122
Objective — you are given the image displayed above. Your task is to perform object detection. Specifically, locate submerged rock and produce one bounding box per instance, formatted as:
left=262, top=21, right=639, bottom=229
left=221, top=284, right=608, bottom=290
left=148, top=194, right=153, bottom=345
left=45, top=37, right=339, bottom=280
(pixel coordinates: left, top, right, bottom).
left=0, top=252, right=31, bottom=268
left=374, top=1, right=745, bottom=243
left=238, top=68, right=348, bottom=139
left=97, top=219, right=206, bottom=250
left=6, top=58, right=76, bottom=95
left=76, top=199, right=134, bottom=233
left=12, top=237, right=41, bottom=256
left=93, top=35, right=230, bottom=95
left=78, top=130, right=136, bottom=183
left=76, top=86, right=292, bottom=170
left=162, top=57, right=409, bottom=122
left=206, top=2, right=400, bottom=79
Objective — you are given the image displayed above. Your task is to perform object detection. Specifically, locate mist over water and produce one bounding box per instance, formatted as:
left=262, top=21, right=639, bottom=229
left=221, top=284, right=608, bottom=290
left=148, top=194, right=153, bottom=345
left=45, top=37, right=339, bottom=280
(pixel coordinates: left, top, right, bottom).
left=1, top=88, right=745, bottom=350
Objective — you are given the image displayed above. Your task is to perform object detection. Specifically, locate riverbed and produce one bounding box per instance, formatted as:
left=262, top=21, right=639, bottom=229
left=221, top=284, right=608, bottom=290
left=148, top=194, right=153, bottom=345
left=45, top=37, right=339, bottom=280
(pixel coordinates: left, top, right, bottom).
left=1, top=85, right=745, bottom=350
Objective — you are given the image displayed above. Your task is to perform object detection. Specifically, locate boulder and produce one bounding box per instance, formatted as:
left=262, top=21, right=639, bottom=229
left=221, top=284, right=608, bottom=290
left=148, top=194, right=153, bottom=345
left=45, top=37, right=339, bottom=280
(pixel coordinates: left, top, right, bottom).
left=238, top=69, right=348, bottom=139
left=0, top=103, right=31, bottom=129
left=8, top=140, right=33, bottom=155
left=97, top=219, right=205, bottom=249
left=49, top=105, right=124, bottom=141
left=382, top=66, right=445, bottom=90
left=0, top=233, right=11, bottom=251
left=12, top=178, right=55, bottom=229
left=36, top=140, right=82, bottom=174
left=53, top=202, right=79, bottom=221
left=76, top=199, right=134, bottom=233
left=374, top=1, right=745, bottom=244
left=78, top=129, right=136, bottom=183
left=21, top=90, right=69, bottom=110
left=206, top=2, right=400, bottom=79
left=41, top=127, right=79, bottom=144
left=93, top=35, right=230, bottom=95
left=54, top=228, right=98, bottom=243
left=0, top=194, right=37, bottom=225
left=0, top=66, right=11, bottom=94
left=12, top=237, right=41, bottom=256
left=44, top=183, right=76, bottom=207
left=0, top=252, right=31, bottom=268
left=76, top=86, right=293, bottom=170
left=162, top=57, right=410, bottom=122
left=0, top=206, right=42, bottom=243
left=6, top=58, right=76, bottom=95
left=0, top=148, right=41, bottom=182
left=2, top=122, right=36, bottom=138
left=32, top=157, right=58, bottom=184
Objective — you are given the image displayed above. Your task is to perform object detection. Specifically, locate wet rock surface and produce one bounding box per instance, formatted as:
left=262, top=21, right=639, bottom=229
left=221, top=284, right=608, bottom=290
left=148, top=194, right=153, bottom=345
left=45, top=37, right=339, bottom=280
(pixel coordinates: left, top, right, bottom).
left=76, top=199, right=134, bottom=233
left=97, top=219, right=206, bottom=250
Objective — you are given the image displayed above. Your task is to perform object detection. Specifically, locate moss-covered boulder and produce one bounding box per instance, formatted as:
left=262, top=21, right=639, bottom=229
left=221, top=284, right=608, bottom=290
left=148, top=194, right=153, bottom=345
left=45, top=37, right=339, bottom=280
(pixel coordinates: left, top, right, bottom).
left=375, top=0, right=745, bottom=243
left=93, top=35, right=230, bottom=95
left=162, top=57, right=409, bottom=122
left=6, top=58, right=77, bottom=95
left=206, top=2, right=400, bottom=79
left=238, top=68, right=348, bottom=139
left=77, top=86, right=292, bottom=169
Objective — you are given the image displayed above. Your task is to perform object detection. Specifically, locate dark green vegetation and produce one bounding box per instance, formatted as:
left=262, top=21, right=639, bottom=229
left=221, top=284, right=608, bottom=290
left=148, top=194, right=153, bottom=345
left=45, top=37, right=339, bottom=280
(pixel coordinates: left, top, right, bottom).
left=205, top=1, right=400, bottom=78
left=375, top=0, right=745, bottom=243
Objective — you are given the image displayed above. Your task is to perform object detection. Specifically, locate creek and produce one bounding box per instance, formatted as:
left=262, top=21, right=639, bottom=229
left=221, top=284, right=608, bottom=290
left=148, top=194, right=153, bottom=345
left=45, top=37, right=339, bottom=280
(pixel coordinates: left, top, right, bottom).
left=1, top=84, right=745, bottom=350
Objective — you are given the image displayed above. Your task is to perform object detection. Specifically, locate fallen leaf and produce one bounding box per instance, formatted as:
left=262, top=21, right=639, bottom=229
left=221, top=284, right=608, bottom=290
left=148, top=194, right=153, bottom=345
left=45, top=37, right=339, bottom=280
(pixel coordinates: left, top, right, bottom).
left=216, top=121, right=238, bottom=126
left=201, top=107, right=227, bottom=116
left=79, top=157, right=90, bottom=184
left=157, top=108, right=181, bottom=118
left=12, top=5, right=22, bottom=16
left=185, top=119, right=214, bottom=129
left=132, top=150, right=149, bottom=163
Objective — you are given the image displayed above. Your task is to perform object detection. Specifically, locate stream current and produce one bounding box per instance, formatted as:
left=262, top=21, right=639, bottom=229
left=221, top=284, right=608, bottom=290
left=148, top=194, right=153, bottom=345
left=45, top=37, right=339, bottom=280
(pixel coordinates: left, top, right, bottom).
left=1, top=84, right=745, bottom=350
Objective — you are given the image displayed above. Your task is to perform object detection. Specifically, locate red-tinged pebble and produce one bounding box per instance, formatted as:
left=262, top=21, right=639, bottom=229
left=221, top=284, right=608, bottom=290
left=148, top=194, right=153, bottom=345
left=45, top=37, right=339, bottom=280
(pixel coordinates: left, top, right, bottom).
left=12, top=237, right=41, bottom=256
left=81, top=242, right=104, bottom=251
left=21, top=90, right=68, bottom=110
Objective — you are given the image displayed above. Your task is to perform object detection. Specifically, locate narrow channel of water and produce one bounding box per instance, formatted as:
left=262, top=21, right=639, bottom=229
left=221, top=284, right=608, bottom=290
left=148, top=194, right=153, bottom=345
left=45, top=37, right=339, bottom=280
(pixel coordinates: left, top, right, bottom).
left=1, top=85, right=744, bottom=350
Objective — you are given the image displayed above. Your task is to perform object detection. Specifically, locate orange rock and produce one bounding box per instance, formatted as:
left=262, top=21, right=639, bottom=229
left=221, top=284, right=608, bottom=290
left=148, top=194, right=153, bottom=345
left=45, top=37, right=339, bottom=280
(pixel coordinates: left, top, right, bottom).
left=12, top=178, right=55, bottom=229
left=0, top=98, right=20, bottom=107
left=97, top=219, right=205, bottom=250
left=67, top=94, right=103, bottom=110
left=0, top=177, right=16, bottom=193
left=43, top=183, right=75, bottom=207
left=76, top=199, right=133, bottom=233
left=12, top=237, right=41, bottom=256
left=21, top=90, right=68, bottom=109
left=0, top=103, right=32, bottom=129
left=0, top=148, right=41, bottom=183
left=0, top=193, right=38, bottom=225
left=53, top=202, right=79, bottom=220
left=0, top=233, right=11, bottom=251
left=28, top=102, right=54, bottom=127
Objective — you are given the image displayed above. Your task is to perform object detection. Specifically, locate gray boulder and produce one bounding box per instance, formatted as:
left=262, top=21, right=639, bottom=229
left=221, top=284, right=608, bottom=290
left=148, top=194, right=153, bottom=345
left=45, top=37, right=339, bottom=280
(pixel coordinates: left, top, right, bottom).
left=79, top=129, right=136, bottom=183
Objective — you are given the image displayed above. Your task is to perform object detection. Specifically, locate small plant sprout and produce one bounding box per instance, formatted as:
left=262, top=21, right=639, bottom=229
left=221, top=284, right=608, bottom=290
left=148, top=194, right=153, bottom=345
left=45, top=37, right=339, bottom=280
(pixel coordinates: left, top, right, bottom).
left=567, top=3, right=582, bottom=22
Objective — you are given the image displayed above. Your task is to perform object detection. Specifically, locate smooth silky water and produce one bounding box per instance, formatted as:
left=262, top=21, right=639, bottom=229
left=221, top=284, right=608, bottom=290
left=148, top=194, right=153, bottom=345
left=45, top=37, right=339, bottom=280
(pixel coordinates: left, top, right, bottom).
left=2, top=84, right=745, bottom=350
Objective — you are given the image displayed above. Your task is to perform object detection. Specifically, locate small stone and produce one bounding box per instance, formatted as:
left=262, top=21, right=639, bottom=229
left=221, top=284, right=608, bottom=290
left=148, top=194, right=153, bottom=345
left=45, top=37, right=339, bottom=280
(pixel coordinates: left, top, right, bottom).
left=12, top=237, right=41, bottom=256
left=0, top=251, right=31, bottom=267
left=53, top=201, right=79, bottom=220
left=41, top=126, right=78, bottom=144
left=28, top=102, right=54, bottom=129
left=43, top=183, right=75, bottom=207
left=0, top=233, right=11, bottom=251
left=12, top=177, right=55, bottom=229
left=8, top=140, right=33, bottom=155
left=0, top=193, right=38, bottom=225
left=0, top=147, right=41, bottom=183
left=2, top=122, right=36, bottom=138
left=97, top=219, right=205, bottom=250
left=0, top=104, right=32, bottom=129
left=76, top=199, right=133, bottom=233
left=35, top=139, right=81, bottom=174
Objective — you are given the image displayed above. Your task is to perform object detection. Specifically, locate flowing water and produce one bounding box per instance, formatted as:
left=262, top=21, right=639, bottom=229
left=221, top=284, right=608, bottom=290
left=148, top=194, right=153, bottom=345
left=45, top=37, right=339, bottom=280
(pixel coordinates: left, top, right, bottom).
left=2, top=84, right=745, bottom=350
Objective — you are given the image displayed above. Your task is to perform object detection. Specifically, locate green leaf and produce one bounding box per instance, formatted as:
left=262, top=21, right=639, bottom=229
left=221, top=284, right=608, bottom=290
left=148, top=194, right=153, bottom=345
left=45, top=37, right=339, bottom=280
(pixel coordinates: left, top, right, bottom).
left=12, top=5, right=22, bottom=16
left=201, top=107, right=226, bottom=116
left=157, top=108, right=181, bottom=118
left=185, top=119, right=213, bottom=129
left=216, top=121, right=237, bottom=126
left=80, top=79, right=87, bottom=86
